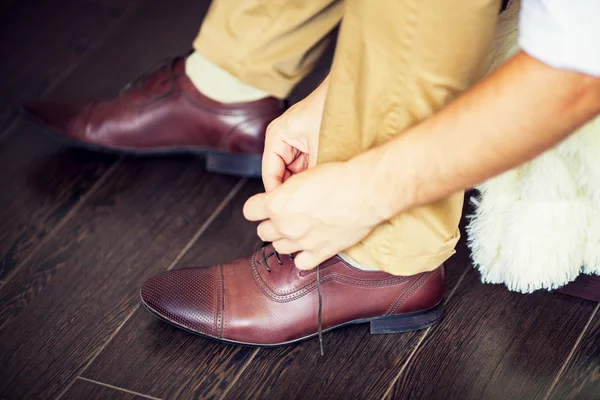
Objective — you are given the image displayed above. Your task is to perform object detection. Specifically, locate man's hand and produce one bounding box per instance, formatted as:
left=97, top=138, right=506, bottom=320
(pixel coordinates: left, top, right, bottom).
left=244, top=161, right=384, bottom=270
left=261, top=77, right=329, bottom=192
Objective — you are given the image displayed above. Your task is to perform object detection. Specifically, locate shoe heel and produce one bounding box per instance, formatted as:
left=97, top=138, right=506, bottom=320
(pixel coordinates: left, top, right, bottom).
left=205, top=152, right=262, bottom=178
left=370, top=303, right=444, bottom=335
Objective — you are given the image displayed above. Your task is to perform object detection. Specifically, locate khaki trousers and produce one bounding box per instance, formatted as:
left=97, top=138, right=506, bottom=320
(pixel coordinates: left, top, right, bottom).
left=195, top=0, right=500, bottom=275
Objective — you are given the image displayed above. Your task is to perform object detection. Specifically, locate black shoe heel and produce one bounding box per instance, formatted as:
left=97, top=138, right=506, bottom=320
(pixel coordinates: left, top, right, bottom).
left=369, top=303, right=444, bottom=334
left=205, top=151, right=262, bottom=178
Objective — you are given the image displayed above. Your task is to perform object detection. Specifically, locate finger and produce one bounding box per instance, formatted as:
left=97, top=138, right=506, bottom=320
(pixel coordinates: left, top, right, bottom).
left=282, top=168, right=292, bottom=183
left=243, top=193, right=269, bottom=221
left=287, top=154, right=309, bottom=175
left=257, top=220, right=282, bottom=242
left=262, top=140, right=298, bottom=192
left=262, top=150, right=287, bottom=192
left=293, top=251, right=323, bottom=270
left=272, top=239, right=301, bottom=255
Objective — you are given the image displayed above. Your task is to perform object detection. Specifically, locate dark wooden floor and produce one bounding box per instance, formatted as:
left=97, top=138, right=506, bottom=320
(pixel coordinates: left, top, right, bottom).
left=0, top=1, right=598, bottom=399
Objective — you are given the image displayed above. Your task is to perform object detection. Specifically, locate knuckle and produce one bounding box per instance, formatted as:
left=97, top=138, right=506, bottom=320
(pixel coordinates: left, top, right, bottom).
left=266, top=118, right=281, bottom=136
left=264, top=198, right=278, bottom=216
left=280, top=227, right=294, bottom=239
left=286, top=229, right=302, bottom=241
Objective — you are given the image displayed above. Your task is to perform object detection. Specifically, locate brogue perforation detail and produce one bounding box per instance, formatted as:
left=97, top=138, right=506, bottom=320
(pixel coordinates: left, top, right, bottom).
left=217, top=264, right=224, bottom=339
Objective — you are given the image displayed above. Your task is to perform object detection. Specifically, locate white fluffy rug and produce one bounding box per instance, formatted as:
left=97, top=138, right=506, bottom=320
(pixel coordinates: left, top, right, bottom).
left=467, top=0, right=600, bottom=292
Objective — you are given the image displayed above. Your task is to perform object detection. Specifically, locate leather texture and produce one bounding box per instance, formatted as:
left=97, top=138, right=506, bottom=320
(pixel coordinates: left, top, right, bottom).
left=141, top=245, right=445, bottom=345
left=22, top=56, right=286, bottom=154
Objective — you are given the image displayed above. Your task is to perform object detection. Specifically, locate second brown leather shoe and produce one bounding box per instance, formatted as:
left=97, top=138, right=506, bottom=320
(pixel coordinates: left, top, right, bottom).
left=22, top=55, right=286, bottom=177
left=140, top=245, right=445, bottom=349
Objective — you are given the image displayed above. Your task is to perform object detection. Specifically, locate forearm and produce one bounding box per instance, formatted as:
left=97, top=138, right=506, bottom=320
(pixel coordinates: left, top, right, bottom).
left=356, top=51, right=600, bottom=220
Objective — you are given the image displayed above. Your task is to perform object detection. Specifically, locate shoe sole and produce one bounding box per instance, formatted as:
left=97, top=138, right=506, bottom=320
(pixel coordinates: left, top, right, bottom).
left=20, top=109, right=263, bottom=178
left=141, top=298, right=444, bottom=348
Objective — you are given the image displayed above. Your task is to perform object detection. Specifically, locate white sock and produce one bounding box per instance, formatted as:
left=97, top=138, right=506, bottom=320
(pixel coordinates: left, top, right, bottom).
left=338, top=253, right=380, bottom=271
left=185, top=51, right=271, bottom=103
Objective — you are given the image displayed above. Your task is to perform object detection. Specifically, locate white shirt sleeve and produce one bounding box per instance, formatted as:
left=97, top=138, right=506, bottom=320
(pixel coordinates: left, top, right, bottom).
left=518, top=0, right=600, bottom=76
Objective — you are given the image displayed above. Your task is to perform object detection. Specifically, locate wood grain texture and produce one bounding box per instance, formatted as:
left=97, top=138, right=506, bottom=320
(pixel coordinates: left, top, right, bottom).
left=0, top=130, right=117, bottom=280
left=62, top=378, right=156, bottom=400
left=48, top=0, right=210, bottom=103
left=0, top=0, right=19, bottom=16
left=0, top=0, right=210, bottom=281
left=83, top=0, right=141, bottom=8
left=0, top=0, right=130, bottom=107
left=0, top=0, right=132, bottom=280
left=548, top=305, right=600, bottom=400
left=556, top=274, right=600, bottom=302
left=0, top=157, right=240, bottom=399
left=387, top=269, right=597, bottom=400
left=83, top=182, right=264, bottom=399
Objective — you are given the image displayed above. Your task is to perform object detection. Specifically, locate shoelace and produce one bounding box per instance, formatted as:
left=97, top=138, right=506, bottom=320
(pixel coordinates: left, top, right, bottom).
left=261, top=246, right=324, bottom=356
left=119, top=54, right=188, bottom=101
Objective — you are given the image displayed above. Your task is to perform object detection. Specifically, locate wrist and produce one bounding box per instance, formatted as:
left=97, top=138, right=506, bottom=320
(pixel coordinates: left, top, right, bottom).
left=346, top=146, right=407, bottom=226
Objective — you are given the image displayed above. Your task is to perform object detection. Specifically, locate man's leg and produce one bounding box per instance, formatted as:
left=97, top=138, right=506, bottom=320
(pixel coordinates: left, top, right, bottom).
left=193, top=0, right=343, bottom=100
left=23, top=0, right=342, bottom=177
left=319, top=0, right=501, bottom=275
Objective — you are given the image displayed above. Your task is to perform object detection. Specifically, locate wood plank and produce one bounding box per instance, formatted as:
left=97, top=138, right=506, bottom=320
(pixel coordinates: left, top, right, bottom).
left=0, top=0, right=131, bottom=107
left=62, top=378, right=156, bottom=400
left=0, top=0, right=18, bottom=16
left=83, top=182, right=263, bottom=399
left=0, top=108, right=18, bottom=140
left=222, top=195, right=475, bottom=400
left=83, top=0, right=140, bottom=8
left=0, top=0, right=134, bottom=279
left=547, top=305, right=600, bottom=400
left=0, top=0, right=210, bottom=281
left=0, top=157, right=241, bottom=399
left=386, top=269, right=597, bottom=400
left=48, top=0, right=210, bottom=103
left=0, top=131, right=118, bottom=280
left=556, top=274, right=600, bottom=302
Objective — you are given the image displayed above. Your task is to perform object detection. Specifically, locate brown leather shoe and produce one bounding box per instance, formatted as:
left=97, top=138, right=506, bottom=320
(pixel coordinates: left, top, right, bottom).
left=22, top=55, right=286, bottom=177
left=140, top=245, right=445, bottom=348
